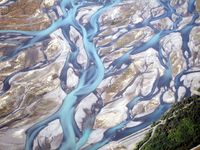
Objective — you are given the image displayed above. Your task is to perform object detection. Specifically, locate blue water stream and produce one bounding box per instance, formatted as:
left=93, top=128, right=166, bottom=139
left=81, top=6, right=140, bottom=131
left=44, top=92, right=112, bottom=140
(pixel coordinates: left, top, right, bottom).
left=0, top=0, right=199, bottom=149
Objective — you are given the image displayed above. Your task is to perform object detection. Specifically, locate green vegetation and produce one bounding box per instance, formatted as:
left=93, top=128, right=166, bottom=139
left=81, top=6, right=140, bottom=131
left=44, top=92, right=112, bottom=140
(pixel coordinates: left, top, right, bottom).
left=135, top=129, right=152, bottom=149
left=135, top=93, right=200, bottom=150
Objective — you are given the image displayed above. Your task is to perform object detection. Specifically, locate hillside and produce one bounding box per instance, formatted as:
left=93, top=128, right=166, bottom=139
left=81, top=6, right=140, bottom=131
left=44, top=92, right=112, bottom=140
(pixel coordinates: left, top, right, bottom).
left=135, top=92, right=200, bottom=150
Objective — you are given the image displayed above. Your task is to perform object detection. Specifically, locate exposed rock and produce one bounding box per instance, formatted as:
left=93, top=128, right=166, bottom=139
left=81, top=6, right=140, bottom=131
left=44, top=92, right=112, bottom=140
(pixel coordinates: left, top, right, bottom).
left=0, top=0, right=51, bottom=30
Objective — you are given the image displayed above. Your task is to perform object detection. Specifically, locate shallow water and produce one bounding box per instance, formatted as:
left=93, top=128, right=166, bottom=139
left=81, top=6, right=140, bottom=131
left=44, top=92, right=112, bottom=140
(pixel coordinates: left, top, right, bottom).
left=0, top=0, right=200, bottom=149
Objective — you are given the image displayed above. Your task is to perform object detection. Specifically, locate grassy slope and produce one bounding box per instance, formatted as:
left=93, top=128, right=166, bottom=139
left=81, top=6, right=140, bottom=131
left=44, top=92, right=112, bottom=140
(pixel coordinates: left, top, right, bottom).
left=135, top=93, right=200, bottom=150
